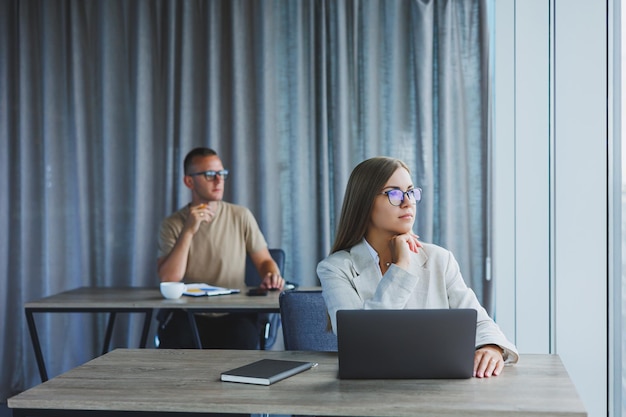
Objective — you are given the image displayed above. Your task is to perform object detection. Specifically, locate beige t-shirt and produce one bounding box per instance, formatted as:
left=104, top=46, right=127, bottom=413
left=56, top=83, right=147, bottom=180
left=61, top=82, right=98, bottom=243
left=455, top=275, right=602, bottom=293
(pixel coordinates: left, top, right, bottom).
left=158, top=201, right=267, bottom=289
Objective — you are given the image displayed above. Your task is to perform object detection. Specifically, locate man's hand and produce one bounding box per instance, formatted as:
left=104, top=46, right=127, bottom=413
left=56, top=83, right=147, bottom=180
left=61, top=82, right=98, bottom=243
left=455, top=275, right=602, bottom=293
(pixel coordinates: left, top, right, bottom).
left=185, top=203, right=215, bottom=234
left=259, top=272, right=285, bottom=291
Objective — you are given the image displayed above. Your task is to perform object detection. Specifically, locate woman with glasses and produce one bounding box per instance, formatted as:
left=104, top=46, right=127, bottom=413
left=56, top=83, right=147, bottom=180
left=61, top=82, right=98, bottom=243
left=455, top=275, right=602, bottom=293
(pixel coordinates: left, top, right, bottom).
left=317, top=156, right=518, bottom=377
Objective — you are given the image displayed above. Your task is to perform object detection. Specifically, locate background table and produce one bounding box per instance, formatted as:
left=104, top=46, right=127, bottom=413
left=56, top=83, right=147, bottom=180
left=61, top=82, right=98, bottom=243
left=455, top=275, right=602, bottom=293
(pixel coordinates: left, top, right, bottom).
left=25, top=286, right=283, bottom=382
left=8, top=349, right=587, bottom=417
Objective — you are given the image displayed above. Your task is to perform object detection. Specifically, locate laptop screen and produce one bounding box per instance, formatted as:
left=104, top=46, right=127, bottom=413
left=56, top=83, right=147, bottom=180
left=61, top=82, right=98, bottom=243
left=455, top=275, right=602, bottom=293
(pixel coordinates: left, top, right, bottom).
left=336, top=309, right=477, bottom=379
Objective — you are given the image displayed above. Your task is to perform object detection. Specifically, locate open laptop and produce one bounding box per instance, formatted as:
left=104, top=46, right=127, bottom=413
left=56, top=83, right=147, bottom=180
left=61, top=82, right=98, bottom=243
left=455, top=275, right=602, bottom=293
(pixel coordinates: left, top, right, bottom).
left=336, top=309, right=477, bottom=379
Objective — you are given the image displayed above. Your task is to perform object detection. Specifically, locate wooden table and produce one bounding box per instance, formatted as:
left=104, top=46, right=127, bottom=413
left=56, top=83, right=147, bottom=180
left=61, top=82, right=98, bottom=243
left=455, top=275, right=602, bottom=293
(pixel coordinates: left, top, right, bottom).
left=25, top=286, right=283, bottom=382
left=8, top=349, right=587, bottom=417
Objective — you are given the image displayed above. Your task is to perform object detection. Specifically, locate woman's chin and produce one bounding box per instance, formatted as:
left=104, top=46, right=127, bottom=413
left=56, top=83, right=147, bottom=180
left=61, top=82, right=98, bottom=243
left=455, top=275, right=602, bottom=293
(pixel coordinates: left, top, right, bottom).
left=392, top=227, right=413, bottom=235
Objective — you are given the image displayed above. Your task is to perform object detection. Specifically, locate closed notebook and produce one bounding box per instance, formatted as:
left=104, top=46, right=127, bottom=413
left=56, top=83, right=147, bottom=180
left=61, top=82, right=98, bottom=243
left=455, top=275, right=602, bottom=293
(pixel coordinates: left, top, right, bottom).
left=220, top=359, right=318, bottom=386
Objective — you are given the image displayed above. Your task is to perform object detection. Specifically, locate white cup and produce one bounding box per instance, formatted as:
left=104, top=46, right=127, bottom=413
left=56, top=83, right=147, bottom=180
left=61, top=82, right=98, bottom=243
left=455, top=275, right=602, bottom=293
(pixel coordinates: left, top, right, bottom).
left=160, top=282, right=186, bottom=299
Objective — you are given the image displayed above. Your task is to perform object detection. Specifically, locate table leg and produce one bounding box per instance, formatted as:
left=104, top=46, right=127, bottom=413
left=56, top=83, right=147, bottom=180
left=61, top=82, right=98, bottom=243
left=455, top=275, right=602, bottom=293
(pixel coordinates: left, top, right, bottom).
left=102, top=312, right=117, bottom=355
left=186, top=310, right=202, bottom=348
left=259, top=321, right=268, bottom=350
left=25, top=309, right=48, bottom=382
left=139, top=310, right=153, bottom=348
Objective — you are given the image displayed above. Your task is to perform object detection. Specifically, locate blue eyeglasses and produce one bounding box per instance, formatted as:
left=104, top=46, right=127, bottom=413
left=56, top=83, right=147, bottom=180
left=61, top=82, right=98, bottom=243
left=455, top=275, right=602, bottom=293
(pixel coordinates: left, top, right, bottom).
left=188, top=169, right=229, bottom=181
left=380, top=188, right=422, bottom=206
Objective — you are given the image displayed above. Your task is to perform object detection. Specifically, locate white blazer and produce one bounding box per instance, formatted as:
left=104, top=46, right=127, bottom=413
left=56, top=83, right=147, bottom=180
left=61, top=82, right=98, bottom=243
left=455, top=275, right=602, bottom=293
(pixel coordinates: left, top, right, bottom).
left=317, top=239, right=519, bottom=363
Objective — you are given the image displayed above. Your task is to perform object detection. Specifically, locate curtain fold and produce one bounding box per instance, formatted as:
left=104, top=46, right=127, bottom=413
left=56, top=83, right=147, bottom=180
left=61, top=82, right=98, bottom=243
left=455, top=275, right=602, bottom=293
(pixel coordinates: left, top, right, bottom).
left=0, top=0, right=490, bottom=399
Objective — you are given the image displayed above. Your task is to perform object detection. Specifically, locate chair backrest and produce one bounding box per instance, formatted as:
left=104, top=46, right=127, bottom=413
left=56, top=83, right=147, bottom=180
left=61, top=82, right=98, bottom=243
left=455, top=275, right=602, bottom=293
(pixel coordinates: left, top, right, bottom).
left=245, top=248, right=285, bottom=286
left=279, top=290, right=338, bottom=352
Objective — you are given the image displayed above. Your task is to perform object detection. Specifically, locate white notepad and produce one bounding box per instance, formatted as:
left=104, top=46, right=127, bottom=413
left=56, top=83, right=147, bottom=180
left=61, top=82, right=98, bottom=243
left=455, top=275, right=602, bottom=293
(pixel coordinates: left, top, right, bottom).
left=184, top=283, right=240, bottom=297
left=220, top=359, right=318, bottom=385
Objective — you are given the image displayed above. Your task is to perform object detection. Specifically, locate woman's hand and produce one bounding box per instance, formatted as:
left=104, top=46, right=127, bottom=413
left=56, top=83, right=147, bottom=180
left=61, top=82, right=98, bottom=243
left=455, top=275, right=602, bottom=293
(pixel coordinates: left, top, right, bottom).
left=389, top=233, right=422, bottom=270
left=474, top=345, right=504, bottom=378
left=407, top=233, right=422, bottom=253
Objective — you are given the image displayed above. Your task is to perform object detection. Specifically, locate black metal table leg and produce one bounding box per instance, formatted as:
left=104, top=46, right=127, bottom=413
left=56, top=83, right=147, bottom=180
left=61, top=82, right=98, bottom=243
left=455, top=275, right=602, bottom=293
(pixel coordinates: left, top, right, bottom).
left=25, top=309, right=48, bottom=382
left=139, top=309, right=153, bottom=348
left=102, top=312, right=117, bottom=355
left=186, top=310, right=202, bottom=348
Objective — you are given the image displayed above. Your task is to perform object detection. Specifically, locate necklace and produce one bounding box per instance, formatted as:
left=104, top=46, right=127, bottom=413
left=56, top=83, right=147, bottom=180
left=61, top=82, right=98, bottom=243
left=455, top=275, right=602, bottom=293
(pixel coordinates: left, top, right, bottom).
left=385, top=262, right=391, bottom=267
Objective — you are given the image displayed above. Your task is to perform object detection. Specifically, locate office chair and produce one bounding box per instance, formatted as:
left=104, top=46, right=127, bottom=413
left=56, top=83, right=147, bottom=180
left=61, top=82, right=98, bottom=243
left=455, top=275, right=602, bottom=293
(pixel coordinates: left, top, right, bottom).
left=279, top=290, right=338, bottom=351
left=245, top=248, right=285, bottom=350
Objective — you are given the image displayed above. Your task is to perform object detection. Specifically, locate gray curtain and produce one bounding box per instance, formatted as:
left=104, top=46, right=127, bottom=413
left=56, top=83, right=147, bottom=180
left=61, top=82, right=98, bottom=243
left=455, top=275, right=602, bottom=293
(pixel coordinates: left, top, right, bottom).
left=0, top=0, right=490, bottom=400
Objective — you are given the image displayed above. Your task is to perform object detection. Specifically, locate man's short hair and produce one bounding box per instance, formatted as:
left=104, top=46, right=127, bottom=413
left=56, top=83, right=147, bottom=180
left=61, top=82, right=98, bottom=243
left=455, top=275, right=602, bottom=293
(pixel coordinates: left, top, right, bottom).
left=184, top=147, right=218, bottom=175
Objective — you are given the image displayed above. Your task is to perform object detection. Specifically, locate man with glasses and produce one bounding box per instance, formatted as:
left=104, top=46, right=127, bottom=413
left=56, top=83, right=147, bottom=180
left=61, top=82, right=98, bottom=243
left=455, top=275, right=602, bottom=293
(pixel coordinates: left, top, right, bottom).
left=157, top=147, right=284, bottom=349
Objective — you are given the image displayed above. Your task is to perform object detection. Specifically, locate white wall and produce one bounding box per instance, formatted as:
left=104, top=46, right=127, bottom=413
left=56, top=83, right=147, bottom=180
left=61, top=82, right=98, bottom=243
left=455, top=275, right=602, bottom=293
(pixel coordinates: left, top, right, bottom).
left=492, top=1, right=609, bottom=417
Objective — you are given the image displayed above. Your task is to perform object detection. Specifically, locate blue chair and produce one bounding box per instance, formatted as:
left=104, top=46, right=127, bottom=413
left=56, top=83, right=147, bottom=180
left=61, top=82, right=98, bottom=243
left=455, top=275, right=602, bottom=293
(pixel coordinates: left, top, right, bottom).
left=245, top=248, right=285, bottom=349
left=279, top=290, right=338, bottom=351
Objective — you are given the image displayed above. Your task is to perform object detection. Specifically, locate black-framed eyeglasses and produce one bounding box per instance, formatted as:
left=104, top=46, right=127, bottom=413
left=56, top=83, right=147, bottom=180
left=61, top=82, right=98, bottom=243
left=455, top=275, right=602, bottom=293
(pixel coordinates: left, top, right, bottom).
left=188, top=169, right=229, bottom=181
left=380, top=187, right=422, bottom=206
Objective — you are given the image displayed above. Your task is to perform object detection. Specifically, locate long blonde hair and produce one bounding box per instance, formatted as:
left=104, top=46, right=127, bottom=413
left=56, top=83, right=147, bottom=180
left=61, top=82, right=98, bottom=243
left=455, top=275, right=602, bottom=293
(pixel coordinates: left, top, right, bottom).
left=331, top=157, right=411, bottom=253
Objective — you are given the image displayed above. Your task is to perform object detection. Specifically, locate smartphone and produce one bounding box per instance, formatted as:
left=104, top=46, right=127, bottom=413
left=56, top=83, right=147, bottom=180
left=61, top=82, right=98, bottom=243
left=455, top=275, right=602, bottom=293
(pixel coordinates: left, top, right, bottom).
left=246, top=288, right=269, bottom=296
